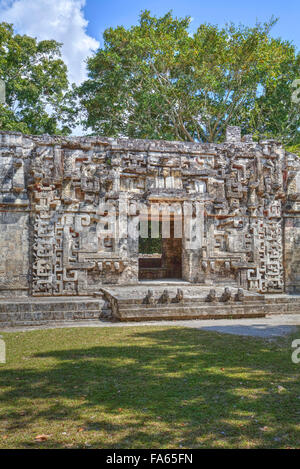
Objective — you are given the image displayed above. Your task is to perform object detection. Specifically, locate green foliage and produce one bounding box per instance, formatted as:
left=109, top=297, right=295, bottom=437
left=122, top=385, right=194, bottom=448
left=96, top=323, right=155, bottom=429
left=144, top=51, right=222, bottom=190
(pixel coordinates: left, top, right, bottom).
left=139, top=221, right=162, bottom=254
left=77, top=10, right=300, bottom=143
left=139, top=236, right=162, bottom=254
left=0, top=22, right=74, bottom=135
left=251, top=51, right=300, bottom=144
left=286, top=144, right=300, bottom=157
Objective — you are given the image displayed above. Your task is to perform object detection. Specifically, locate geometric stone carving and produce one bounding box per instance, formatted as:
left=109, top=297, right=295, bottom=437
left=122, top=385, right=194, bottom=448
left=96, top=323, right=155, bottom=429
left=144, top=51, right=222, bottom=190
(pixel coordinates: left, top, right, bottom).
left=1, top=127, right=300, bottom=298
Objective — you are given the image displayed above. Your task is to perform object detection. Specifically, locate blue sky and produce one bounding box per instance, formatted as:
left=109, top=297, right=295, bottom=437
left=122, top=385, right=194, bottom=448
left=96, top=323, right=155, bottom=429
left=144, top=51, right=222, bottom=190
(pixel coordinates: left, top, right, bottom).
left=84, top=0, right=300, bottom=49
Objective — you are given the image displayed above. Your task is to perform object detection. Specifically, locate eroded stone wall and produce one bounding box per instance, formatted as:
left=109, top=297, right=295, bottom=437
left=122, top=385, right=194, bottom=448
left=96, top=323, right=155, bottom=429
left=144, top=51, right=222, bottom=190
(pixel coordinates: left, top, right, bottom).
left=1, top=127, right=300, bottom=297
left=0, top=133, right=29, bottom=297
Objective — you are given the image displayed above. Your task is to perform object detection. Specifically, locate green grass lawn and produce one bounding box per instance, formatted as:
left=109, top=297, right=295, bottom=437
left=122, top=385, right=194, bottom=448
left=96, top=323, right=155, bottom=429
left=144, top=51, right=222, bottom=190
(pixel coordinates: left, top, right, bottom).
left=0, top=326, right=300, bottom=449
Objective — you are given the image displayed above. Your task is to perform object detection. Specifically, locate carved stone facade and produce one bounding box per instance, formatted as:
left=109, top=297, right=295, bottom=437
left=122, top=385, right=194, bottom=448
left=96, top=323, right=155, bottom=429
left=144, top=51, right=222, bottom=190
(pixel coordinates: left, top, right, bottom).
left=1, top=127, right=300, bottom=299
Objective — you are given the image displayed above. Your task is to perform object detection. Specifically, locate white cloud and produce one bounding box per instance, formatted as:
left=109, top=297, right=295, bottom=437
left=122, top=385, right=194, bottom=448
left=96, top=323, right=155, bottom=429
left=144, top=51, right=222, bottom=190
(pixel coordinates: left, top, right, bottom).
left=0, top=0, right=99, bottom=85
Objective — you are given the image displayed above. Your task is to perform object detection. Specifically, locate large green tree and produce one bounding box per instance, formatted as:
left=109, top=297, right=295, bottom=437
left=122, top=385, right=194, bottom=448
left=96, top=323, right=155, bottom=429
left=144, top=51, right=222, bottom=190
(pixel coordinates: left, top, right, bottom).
left=78, top=10, right=300, bottom=143
left=251, top=56, right=300, bottom=145
left=0, top=22, right=73, bottom=135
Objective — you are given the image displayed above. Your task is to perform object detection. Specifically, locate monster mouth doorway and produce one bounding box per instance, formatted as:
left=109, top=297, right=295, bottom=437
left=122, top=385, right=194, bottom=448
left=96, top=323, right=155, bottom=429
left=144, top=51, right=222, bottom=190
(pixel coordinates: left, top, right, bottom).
left=138, top=215, right=182, bottom=280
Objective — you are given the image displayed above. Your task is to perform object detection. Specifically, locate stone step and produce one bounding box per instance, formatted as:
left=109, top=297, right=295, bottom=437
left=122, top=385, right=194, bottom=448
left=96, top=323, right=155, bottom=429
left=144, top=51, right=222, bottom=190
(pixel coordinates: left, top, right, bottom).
left=100, top=285, right=300, bottom=322
left=2, top=289, right=300, bottom=326
left=0, top=296, right=113, bottom=327
left=0, top=301, right=102, bottom=313
left=0, top=310, right=102, bottom=323
left=0, top=318, right=101, bottom=328
left=116, top=297, right=266, bottom=306
left=119, top=301, right=266, bottom=311
left=116, top=301, right=300, bottom=321
left=117, top=304, right=265, bottom=320
left=118, top=310, right=266, bottom=321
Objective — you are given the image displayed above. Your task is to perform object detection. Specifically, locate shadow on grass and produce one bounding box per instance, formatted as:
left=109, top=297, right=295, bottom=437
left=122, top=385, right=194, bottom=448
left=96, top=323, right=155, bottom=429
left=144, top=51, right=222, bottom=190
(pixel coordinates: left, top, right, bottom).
left=0, top=327, right=299, bottom=448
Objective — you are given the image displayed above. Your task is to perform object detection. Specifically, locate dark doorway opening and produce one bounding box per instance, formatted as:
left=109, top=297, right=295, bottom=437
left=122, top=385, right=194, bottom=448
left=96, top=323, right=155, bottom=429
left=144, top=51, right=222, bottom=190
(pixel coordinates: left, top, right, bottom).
left=138, top=218, right=182, bottom=280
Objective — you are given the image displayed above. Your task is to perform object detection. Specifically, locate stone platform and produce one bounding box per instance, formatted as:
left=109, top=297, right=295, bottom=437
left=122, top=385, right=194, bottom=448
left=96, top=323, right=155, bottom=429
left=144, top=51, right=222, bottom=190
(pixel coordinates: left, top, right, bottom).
left=100, top=285, right=300, bottom=322
left=1, top=285, right=300, bottom=327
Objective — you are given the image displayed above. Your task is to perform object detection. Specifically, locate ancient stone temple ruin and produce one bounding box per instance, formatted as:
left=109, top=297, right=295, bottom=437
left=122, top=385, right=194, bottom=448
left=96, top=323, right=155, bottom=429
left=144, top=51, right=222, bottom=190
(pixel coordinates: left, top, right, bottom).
left=1, top=126, right=300, bottom=325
